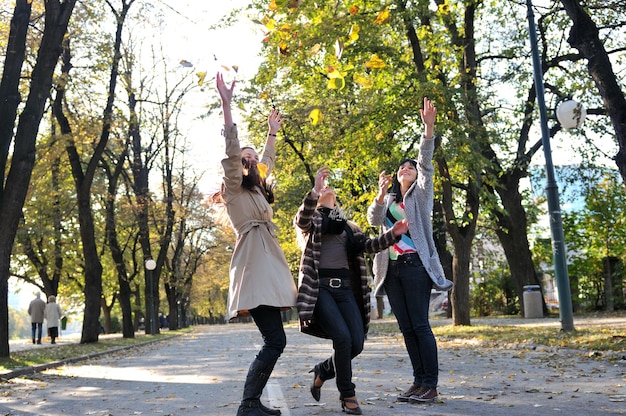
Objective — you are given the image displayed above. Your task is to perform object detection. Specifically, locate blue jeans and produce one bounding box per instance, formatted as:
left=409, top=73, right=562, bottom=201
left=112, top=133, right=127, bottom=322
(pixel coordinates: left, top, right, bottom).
left=384, top=258, right=439, bottom=388
left=314, top=286, right=364, bottom=399
left=249, top=306, right=287, bottom=367
left=31, top=322, right=43, bottom=341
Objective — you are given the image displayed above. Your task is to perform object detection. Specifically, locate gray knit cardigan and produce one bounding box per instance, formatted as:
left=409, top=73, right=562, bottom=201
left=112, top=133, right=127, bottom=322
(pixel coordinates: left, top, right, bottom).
left=294, top=191, right=400, bottom=339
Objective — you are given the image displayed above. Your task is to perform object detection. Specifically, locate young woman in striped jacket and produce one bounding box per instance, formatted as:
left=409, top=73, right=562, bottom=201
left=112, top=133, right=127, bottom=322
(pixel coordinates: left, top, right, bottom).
left=294, top=166, right=408, bottom=415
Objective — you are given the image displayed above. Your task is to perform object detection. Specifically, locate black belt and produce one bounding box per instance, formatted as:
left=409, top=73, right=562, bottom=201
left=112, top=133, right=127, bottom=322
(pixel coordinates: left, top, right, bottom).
left=391, top=252, right=422, bottom=264
left=319, top=277, right=352, bottom=288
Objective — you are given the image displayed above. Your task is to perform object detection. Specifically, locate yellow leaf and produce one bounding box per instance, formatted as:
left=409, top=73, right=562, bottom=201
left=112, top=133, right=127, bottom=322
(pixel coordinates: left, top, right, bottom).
left=232, top=65, right=239, bottom=73
left=327, top=66, right=342, bottom=79
left=348, top=24, right=360, bottom=43
left=353, top=73, right=373, bottom=89
left=265, top=18, right=277, bottom=31
left=327, top=77, right=345, bottom=90
left=309, top=108, right=323, bottom=125
left=374, top=9, right=390, bottom=25
left=196, top=72, right=206, bottom=86
left=310, top=43, right=322, bottom=55
left=258, top=163, right=269, bottom=179
left=269, top=0, right=278, bottom=11
left=365, top=54, right=386, bottom=69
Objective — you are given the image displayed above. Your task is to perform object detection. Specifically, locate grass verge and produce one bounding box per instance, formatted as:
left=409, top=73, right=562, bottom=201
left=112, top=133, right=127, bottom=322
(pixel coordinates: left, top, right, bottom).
left=0, top=329, right=190, bottom=372
left=370, top=314, right=626, bottom=356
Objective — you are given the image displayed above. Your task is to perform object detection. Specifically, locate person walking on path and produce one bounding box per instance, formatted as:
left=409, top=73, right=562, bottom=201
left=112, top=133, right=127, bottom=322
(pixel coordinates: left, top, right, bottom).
left=214, top=72, right=297, bottom=416
left=294, top=166, right=409, bottom=415
left=367, top=97, right=453, bottom=404
left=28, top=292, right=46, bottom=344
left=44, top=295, right=63, bottom=345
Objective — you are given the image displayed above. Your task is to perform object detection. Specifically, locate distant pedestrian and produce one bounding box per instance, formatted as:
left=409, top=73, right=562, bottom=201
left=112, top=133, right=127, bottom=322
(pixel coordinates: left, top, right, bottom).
left=44, top=295, right=63, bottom=344
left=28, top=292, right=46, bottom=344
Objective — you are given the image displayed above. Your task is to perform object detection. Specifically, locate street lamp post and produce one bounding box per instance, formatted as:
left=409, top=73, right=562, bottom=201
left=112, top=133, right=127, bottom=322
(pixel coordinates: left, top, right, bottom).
left=145, top=259, right=157, bottom=335
left=525, top=0, right=575, bottom=331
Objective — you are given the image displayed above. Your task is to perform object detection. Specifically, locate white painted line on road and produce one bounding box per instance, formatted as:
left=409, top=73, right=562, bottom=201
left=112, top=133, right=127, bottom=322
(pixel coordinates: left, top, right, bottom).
left=265, top=379, right=290, bottom=416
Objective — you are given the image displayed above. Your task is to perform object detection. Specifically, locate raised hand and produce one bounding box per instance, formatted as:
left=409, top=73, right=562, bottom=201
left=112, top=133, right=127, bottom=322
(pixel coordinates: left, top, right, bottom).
left=420, top=97, right=436, bottom=139
left=267, top=109, right=284, bottom=134
left=314, top=166, right=331, bottom=194
left=216, top=72, right=235, bottom=105
left=377, top=170, right=393, bottom=196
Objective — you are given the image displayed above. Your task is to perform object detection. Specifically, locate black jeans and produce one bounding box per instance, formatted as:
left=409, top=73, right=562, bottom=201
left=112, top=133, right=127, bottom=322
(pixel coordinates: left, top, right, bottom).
left=249, top=306, right=287, bottom=366
left=384, top=257, right=438, bottom=388
left=314, top=285, right=364, bottom=399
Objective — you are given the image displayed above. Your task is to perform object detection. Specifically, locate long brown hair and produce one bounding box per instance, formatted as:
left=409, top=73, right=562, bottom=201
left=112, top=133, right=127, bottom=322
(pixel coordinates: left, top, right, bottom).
left=211, top=152, right=275, bottom=205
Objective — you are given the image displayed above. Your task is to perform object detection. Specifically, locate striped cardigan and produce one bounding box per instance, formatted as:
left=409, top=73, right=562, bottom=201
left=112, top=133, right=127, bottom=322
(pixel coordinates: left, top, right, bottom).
left=294, top=191, right=400, bottom=339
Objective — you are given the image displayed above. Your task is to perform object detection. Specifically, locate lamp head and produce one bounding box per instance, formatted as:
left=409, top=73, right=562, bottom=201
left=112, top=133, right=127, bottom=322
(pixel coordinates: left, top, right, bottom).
left=556, top=99, right=586, bottom=130
left=145, top=259, right=156, bottom=270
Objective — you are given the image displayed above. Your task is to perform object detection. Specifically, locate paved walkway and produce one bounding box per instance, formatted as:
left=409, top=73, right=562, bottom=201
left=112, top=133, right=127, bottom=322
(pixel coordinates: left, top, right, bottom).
left=1, top=316, right=625, bottom=415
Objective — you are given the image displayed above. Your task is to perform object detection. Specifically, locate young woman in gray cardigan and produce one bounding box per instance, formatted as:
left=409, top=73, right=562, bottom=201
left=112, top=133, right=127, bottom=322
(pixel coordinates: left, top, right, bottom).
left=367, top=98, right=453, bottom=404
left=295, top=166, right=408, bottom=415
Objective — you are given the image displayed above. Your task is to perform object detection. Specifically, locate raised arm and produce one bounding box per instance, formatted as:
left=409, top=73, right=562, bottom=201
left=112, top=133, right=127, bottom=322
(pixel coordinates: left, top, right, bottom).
left=421, top=97, right=436, bottom=139
left=216, top=72, right=235, bottom=128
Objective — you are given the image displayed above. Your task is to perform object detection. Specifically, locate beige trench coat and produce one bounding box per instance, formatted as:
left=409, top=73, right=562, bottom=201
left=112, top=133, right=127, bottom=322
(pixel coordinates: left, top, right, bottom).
left=221, top=125, right=297, bottom=320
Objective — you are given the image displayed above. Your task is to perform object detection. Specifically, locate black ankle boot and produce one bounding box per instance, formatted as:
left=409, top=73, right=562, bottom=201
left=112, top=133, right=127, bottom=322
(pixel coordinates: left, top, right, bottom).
left=236, top=399, right=269, bottom=416
left=258, top=402, right=281, bottom=415
left=236, top=359, right=277, bottom=416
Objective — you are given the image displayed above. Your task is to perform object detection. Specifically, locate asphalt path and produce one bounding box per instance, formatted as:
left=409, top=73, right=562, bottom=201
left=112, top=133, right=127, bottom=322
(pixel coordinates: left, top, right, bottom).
left=1, top=316, right=625, bottom=415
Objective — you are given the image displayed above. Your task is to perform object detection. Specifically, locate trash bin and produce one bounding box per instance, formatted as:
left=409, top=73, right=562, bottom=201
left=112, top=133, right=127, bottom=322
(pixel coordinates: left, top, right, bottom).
left=523, top=285, right=543, bottom=318
left=61, top=316, right=68, bottom=330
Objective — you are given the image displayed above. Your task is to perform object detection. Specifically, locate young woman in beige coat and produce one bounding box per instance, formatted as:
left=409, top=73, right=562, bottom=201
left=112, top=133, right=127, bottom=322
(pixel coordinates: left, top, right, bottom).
left=215, top=72, right=297, bottom=416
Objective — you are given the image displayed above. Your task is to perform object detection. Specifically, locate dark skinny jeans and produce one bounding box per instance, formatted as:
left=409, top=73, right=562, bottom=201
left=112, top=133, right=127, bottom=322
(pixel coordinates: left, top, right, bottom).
left=314, top=285, right=365, bottom=399
left=249, top=306, right=287, bottom=366
left=384, top=257, right=439, bottom=388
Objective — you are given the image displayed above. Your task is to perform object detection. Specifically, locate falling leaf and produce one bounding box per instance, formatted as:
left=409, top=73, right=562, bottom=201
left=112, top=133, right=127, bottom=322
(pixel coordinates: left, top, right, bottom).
left=232, top=65, right=239, bottom=73
left=353, top=73, right=373, bottom=88
left=335, top=38, right=344, bottom=60
left=348, top=24, right=360, bottom=43
left=374, top=9, right=390, bottom=25
left=310, top=43, right=322, bottom=55
left=328, top=77, right=345, bottom=90
left=279, top=41, right=289, bottom=56
left=258, top=163, right=269, bottom=179
left=365, top=54, right=386, bottom=69
left=327, top=66, right=341, bottom=78
left=179, top=60, right=193, bottom=68
left=196, top=72, right=206, bottom=86
left=309, top=108, right=322, bottom=125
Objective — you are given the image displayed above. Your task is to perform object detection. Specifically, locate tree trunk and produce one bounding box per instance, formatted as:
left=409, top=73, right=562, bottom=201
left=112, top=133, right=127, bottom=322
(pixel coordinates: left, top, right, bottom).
left=0, top=0, right=76, bottom=358
left=103, top=151, right=135, bottom=338
left=560, top=0, right=626, bottom=186
left=166, top=284, right=179, bottom=331
left=493, top=172, right=545, bottom=315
